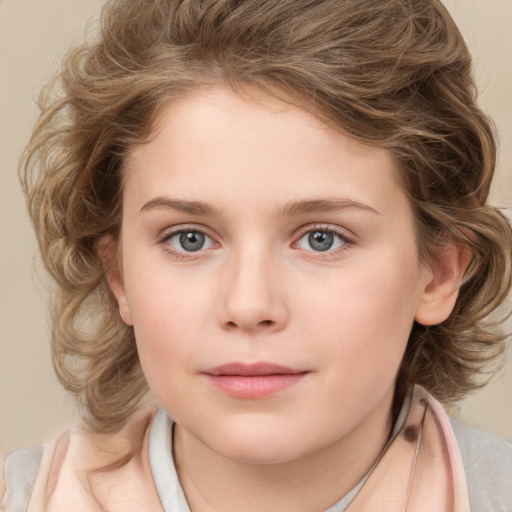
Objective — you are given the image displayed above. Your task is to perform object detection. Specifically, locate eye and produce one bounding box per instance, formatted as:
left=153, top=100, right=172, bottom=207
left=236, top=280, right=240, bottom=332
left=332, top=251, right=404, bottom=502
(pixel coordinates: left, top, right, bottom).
left=164, top=229, right=216, bottom=253
left=296, top=229, right=348, bottom=252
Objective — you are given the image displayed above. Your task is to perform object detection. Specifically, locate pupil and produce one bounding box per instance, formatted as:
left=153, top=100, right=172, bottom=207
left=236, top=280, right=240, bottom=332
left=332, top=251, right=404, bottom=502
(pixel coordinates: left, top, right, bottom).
left=180, top=231, right=205, bottom=252
left=309, top=231, right=333, bottom=251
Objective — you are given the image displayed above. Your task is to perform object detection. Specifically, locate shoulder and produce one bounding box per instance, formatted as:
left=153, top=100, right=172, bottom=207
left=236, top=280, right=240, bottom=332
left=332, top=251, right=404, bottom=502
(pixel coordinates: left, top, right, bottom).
left=1, top=406, right=161, bottom=512
left=1, top=445, right=43, bottom=512
left=450, top=418, right=512, bottom=512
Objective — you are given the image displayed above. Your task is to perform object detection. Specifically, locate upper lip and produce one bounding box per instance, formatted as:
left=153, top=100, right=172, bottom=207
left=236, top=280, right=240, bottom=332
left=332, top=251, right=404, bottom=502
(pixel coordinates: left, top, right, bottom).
left=203, top=362, right=305, bottom=376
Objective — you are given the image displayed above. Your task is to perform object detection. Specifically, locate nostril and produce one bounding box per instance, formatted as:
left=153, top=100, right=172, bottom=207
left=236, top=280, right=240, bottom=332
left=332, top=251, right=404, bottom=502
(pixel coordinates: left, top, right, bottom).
left=223, top=319, right=275, bottom=331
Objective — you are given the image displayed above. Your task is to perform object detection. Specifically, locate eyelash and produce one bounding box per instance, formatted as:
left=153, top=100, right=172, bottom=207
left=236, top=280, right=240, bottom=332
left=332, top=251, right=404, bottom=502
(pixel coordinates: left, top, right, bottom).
left=158, top=226, right=216, bottom=260
left=158, top=224, right=354, bottom=260
left=293, top=224, right=354, bottom=259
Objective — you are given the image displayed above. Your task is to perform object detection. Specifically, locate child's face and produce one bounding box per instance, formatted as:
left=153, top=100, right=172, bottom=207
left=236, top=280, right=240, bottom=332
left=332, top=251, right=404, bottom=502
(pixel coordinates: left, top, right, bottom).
left=111, top=86, right=437, bottom=465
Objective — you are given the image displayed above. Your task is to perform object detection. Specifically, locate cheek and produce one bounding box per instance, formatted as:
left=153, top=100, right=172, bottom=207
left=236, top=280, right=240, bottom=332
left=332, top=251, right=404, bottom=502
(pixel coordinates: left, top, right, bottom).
left=128, top=285, right=203, bottom=408
left=129, top=285, right=204, bottom=356
left=303, top=257, right=421, bottom=379
left=121, top=260, right=213, bottom=376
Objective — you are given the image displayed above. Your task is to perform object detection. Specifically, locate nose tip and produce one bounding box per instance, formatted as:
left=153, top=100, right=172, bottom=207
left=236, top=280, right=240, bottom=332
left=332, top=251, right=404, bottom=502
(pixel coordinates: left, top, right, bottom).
left=218, top=255, right=288, bottom=334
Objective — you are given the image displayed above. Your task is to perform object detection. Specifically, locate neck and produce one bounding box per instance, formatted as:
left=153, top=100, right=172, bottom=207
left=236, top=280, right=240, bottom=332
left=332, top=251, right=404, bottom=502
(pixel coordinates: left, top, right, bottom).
left=173, top=389, right=394, bottom=512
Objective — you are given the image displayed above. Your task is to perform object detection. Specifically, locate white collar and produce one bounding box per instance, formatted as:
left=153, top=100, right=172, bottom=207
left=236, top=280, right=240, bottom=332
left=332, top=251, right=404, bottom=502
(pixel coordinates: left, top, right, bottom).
left=148, top=390, right=412, bottom=512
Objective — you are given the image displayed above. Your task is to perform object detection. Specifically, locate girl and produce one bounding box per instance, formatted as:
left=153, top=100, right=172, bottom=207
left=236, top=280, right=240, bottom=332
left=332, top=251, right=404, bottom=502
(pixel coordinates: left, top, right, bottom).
left=2, top=0, right=512, bottom=510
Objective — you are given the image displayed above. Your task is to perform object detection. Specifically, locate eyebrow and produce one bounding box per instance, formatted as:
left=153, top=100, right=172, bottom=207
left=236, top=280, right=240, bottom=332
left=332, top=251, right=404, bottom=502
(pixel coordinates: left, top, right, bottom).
left=139, top=197, right=222, bottom=216
left=277, top=198, right=380, bottom=217
left=139, top=196, right=379, bottom=217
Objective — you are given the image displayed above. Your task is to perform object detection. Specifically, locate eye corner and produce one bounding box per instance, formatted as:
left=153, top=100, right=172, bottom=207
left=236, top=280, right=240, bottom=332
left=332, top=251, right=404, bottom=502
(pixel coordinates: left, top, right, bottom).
left=293, top=224, right=354, bottom=257
left=158, top=226, right=219, bottom=258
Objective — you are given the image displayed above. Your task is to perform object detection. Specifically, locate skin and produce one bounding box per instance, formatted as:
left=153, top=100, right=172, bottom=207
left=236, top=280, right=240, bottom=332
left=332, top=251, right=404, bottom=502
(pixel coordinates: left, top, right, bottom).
left=106, top=86, right=463, bottom=512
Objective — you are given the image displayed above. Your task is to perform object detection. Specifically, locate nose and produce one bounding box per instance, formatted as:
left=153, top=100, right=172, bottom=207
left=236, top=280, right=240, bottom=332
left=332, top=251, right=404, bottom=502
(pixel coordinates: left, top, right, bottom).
left=217, top=248, right=289, bottom=334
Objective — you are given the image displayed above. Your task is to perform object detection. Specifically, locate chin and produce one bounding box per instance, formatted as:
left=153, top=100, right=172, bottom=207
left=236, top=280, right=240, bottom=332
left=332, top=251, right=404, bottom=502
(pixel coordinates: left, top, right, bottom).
left=220, top=443, right=303, bottom=466
left=204, top=425, right=314, bottom=466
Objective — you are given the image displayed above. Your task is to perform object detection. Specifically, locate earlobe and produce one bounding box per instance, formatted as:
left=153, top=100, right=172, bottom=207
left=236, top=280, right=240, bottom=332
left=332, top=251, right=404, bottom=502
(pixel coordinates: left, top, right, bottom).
left=96, top=236, right=133, bottom=326
left=414, top=244, right=471, bottom=326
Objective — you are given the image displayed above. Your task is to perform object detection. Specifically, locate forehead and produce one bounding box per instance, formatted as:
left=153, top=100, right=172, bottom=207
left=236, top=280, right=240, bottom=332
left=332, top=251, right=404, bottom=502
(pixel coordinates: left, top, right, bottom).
left=122, top=86, right=407, bottom=218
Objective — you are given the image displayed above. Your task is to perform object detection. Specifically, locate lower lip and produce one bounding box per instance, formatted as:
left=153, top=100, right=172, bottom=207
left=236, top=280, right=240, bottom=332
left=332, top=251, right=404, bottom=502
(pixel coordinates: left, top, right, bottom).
left=204, top=373, right=308, bottom=399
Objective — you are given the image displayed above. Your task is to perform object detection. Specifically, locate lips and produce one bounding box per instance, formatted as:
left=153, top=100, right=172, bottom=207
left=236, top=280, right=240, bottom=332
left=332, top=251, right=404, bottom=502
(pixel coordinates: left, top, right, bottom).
left=202, top=362, right=308, bottom=399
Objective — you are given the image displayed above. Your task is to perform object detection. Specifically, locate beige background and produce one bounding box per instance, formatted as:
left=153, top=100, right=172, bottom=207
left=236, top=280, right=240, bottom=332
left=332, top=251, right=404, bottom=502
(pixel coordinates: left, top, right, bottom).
left=1, top=0, right=511, bottom=454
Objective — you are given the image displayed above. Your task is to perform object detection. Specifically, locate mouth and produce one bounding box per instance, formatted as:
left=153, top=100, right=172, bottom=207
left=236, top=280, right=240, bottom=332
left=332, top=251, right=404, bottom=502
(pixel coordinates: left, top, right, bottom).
left=202, top=362, right=309, bottom=399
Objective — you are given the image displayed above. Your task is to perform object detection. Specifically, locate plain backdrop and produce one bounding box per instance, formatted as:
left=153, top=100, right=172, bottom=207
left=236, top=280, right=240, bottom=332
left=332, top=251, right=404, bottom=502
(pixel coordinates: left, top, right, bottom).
left=1, top=0, right=511, bottom=454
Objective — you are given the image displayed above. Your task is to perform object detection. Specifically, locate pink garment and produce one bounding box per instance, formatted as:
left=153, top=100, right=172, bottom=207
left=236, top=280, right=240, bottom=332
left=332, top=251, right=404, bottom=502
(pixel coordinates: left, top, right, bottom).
left=346, top=386, right=470, bottom=511
left=26, top=408, right=163, bottom=511
left=3, top=386, right=470, bottom=511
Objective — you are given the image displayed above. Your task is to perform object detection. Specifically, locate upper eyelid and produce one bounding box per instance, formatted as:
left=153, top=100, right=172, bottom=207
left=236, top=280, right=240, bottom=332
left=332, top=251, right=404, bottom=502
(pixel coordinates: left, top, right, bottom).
left=294, top=223, right=355, bottom=242
left=159, top=227, right=217, bottom=256
left=159, top=224, right=215, bottom=242
left=157, top=223, right=355, bottom=245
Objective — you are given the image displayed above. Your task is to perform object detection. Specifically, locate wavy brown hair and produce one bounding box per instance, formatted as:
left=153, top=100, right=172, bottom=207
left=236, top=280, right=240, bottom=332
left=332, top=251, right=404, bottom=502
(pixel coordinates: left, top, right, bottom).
left=20, top=0, right=512, bottom=432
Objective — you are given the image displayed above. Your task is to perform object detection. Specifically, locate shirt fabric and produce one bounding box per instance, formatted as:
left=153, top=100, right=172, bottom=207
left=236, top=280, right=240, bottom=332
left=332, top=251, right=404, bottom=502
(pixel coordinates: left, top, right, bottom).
left=2, top=387, right=512, bottom=511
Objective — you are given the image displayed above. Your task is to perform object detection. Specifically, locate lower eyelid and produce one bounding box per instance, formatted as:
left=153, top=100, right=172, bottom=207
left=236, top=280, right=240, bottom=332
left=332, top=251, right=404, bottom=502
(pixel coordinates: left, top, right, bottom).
left=158, top=228, right=218, bottom=255
left=159, top=226, right=352, bottom=258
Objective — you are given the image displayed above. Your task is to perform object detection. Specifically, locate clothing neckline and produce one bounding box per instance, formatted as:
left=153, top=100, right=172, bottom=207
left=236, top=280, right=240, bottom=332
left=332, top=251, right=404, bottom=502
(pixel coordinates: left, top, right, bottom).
left=148, top=389, right=413, bottom=512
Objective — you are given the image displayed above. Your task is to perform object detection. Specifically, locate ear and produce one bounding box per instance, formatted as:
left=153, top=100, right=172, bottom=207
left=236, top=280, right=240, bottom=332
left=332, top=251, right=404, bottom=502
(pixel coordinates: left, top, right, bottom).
left=414, top=243, right=471, bottom=326
left=97, top=236, right=133, bottom=326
